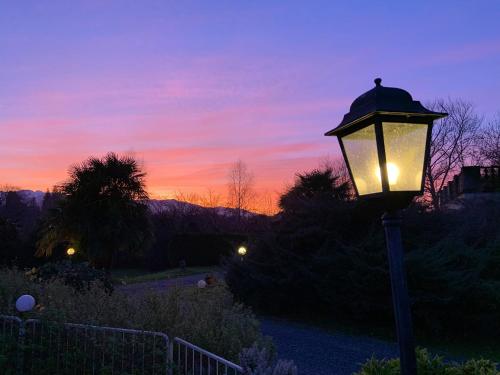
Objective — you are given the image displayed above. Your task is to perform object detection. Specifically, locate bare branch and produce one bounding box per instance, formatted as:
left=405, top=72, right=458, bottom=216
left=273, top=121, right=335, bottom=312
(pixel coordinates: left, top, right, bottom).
left=424, top=98, right=482, bottom=209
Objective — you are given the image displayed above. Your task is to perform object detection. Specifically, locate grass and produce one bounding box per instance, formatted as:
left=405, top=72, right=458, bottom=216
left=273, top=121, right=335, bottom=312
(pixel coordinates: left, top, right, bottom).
left=111, top=266, right=220, bottom=284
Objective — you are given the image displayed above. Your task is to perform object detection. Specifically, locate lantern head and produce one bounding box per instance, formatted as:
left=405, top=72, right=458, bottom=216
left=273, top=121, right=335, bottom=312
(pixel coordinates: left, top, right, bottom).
left=325, top=78, right=447, bottom=208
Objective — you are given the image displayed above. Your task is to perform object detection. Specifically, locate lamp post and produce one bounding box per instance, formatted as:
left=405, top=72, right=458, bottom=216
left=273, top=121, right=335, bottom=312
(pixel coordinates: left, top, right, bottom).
left=237, top=246, right=247, bottom=261
left=325, top=78, right=447, bottom=375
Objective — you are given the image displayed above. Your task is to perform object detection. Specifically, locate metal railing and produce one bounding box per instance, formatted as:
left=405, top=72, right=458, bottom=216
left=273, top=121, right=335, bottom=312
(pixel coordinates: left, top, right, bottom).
left=0, top=315, right=243, bottom=375
left=23, top=319, right=170, bottom=375
left=0, top=314, right=23, bottom=374
left=173, top=337, right=243, bottom=375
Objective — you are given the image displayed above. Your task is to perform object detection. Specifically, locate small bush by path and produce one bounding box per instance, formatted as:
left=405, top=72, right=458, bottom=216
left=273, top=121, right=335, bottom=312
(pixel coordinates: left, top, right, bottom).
left=355, top=348, right=499, bottom=375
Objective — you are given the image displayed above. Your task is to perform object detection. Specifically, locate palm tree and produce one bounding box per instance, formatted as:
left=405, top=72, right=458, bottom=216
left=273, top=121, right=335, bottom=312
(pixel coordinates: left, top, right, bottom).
left=37, top=153, right=153, bottom=269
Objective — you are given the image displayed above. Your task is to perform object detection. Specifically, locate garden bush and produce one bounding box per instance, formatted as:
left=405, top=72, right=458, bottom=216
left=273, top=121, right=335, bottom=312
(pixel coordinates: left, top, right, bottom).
left=240, top=343, right=298, bottom=375
left=354, top=348, right=499, bottom=375
left=25, top=260, right=114, bottom=293
left=0, top=267, right=265, bottom=362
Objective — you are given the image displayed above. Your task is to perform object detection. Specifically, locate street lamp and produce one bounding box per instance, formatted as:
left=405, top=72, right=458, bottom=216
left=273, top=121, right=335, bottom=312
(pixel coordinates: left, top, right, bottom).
left=325, top=78, right=447, bottom=375
left=66, top=247, right=76, bottom=256
left=237, top=246, right=247, bottom=262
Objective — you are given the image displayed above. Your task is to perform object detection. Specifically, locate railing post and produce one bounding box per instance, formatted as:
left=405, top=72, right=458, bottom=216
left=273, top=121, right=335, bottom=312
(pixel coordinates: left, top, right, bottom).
left=16, top=318, right=26, bottom=375
left=168, top=339, right=174, bottom=375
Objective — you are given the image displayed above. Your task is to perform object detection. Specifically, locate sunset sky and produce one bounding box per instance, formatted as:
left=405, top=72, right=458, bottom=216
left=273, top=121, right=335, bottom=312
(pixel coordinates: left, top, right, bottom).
left=1, top=1, right=500, bottom=205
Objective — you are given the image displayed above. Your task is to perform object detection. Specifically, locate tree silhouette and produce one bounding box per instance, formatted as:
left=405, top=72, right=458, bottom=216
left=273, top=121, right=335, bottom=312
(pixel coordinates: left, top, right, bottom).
left=425, top=99, right=482, bottom=209
left=478, top=114, right=500, bottom=166
left=279, top=167, right=350, bottom=213
left=227, top=160, right=255, bottom=220
left=37, top=153, right=152, bottom=269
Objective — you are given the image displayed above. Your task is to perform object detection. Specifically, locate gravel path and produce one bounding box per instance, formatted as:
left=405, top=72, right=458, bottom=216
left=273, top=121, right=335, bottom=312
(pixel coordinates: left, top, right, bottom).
left=119, top=277, right=399, bottom=375
left=260, top=317, right=398, bottom=375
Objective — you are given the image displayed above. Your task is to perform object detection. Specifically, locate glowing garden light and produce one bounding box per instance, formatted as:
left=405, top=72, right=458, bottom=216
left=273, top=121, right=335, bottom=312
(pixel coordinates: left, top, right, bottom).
left=237, top=246, right=247, bottom=256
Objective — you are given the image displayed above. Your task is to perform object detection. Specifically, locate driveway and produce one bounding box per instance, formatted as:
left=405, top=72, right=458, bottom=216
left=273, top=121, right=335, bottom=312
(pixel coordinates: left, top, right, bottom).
left=260, top=317, right=398, bottom=375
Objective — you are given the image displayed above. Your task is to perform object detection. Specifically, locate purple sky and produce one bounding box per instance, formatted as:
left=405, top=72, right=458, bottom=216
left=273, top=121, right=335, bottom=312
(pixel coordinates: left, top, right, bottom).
left=1, top=1, right=499, bottom=206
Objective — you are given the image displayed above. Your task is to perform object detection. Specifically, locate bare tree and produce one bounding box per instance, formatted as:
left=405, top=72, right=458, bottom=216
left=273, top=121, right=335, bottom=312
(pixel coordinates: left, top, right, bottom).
left=255, top=190, right=279, bottom=216
left=174, top=191, right=202, bottom=206
left=200, top=188, right=223, bottom=208
left=425, top=98, right=482, bottom=209
left=477, top=114, right=500, bottom=166
left=227, top=159, right=255, bottom=219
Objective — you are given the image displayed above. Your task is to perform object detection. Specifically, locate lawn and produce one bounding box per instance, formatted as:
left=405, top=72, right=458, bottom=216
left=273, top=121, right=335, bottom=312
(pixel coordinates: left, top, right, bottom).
left=111, top=266, right=220, bottom=284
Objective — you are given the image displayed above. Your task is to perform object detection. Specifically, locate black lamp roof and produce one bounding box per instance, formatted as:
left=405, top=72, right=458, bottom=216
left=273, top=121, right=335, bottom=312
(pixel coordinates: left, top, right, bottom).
left=325, top=78, right=447, bottom=136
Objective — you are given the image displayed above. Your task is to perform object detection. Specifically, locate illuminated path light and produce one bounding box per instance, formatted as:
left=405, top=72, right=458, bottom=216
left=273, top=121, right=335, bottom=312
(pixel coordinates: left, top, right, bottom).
left=237, top=246, right=247, bottom=256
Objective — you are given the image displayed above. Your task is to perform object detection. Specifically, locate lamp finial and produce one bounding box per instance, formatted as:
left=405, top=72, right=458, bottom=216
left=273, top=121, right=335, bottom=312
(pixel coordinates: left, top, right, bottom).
left=374, top=78, right=382, bottom=87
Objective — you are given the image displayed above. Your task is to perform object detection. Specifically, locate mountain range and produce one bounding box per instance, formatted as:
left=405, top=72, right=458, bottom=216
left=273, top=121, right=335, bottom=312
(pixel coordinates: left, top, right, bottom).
left=0, top=190, right=258, bottom=217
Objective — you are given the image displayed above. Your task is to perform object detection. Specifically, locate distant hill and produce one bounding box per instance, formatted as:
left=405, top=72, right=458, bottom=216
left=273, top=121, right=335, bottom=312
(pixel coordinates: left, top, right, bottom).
left=0, top=190, right=45, bottom=207
left=147, top=198, right=257, bottom=217
left=0, top=190, right=258, bottom=217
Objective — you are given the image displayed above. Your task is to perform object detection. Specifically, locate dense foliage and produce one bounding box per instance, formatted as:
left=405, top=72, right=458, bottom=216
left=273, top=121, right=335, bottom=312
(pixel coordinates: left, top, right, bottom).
left=225, top=167, right=500, bottom=340
left=0, top=192, right=42, bottom=267
left=167, top=233, right=245, bottom=267
left=240, top=343, right=298, bottom=375
left=25, top=261, right=114, bottom=293
left=355, top=348, right=498, bottom=375
left=0, top=268, right=265, bottom=363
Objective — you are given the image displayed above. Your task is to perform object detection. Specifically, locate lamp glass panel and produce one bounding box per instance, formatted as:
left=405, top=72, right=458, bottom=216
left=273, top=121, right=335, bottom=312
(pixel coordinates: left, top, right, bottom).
left=341, top=125, right=382, bottom=195
left=382, top=122, right=428, bottom=191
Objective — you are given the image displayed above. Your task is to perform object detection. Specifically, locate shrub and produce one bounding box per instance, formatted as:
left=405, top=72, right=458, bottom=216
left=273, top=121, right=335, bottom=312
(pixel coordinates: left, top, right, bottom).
left=406, top=239, right=500, bottom=338
left=25, top=261, right=114, bottom=293
left=0, top=268, right=264, bottom=362
left=240, top=343, right=298, bottom=375
left=354, top=348, right=499, bottom=375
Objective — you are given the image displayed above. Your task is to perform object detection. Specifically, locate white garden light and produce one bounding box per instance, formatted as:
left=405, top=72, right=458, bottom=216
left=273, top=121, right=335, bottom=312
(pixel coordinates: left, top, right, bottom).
left=16, top=294, right=36, bottom=312
left=197, top=280, right=207, bottom=288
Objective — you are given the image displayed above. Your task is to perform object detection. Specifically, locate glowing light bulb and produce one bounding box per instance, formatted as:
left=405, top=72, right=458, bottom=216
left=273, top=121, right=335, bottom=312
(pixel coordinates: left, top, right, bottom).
left=67, top=247, right=76, bottom=256
left=355, top=178, right=367, bottom=195
left=237, top=246, right=247, bottom=256
left=386, top=163, right=400, bottom=185
left=375, top=163, right=400, bottom=186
